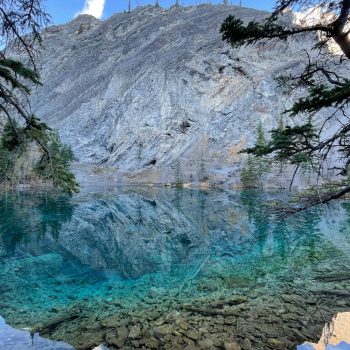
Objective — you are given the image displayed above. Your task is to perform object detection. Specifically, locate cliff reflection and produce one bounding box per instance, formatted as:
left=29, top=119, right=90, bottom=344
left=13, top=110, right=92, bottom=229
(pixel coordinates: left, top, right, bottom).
left=0, top=188, right=347, bottom=281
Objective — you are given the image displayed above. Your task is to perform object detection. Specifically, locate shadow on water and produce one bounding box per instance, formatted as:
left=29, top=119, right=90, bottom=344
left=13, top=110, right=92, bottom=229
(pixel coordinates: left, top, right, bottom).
left=0, top=188, right=350, bottom=349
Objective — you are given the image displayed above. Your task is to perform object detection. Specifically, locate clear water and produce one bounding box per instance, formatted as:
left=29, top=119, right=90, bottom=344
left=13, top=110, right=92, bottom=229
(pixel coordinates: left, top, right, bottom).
left=1, top=188, right=350, bottom=350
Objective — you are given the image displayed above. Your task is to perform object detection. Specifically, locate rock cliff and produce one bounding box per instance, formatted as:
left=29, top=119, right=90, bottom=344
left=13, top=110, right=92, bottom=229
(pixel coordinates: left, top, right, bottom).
left=30, top=4, right=318, bottom=186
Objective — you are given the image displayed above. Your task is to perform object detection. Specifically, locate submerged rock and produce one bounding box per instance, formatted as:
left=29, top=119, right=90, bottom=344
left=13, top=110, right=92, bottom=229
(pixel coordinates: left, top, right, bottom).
left=128, top=324, right=141, bottom=339
left=2, top=190, right=350, bottom=349
left=224, top=341, right=241, bottom=350
left=197, top=338, right=214, bottom=348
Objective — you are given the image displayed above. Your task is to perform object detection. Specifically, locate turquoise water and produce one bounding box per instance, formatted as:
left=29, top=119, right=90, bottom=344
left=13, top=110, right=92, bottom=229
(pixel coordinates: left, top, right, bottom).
left=1, top=188, right=350, bottom=349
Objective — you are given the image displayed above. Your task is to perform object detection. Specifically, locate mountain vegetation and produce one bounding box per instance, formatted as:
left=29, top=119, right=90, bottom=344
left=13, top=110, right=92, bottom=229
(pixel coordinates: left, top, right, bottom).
left=221, top=0, right=350, bottom=211
left=0, top=0, right=78, bottom=194
left=240, top=122, right=269, bottom=188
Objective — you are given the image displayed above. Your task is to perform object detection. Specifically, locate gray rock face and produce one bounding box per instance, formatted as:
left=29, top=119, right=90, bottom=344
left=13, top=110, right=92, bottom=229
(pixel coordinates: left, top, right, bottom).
left=30, top=5, right=322, bottom=186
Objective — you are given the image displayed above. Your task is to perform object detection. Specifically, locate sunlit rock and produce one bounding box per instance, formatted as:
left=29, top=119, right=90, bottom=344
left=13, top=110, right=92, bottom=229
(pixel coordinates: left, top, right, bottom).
left=299, top=312, right=350, bottom=350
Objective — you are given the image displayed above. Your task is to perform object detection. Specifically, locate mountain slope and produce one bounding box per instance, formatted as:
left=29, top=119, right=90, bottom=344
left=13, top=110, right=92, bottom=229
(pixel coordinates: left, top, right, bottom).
left=31, top=4, right=314, bottom=186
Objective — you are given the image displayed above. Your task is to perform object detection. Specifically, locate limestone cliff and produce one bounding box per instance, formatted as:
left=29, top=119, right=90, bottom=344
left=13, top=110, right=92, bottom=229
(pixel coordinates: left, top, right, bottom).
left=30, top=4, right=319, bottom=187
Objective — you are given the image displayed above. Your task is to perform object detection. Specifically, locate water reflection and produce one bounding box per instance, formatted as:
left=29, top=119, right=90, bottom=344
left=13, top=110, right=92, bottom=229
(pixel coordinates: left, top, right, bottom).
left=0, top=316, right=74, bottom=350
left=0, top=188, right=350, bottom=349
left=0, top=192, right=76, bottom=257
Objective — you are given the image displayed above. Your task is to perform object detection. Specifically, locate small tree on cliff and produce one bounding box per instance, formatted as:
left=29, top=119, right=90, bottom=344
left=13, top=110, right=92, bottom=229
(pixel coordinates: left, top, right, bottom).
left=0, top=0, right=79, bottom=194
left=240, top=155, right=258, bottom=188
left=241, top=122, right=269, bottom=188
left=221, top=0, right=350, bottom=212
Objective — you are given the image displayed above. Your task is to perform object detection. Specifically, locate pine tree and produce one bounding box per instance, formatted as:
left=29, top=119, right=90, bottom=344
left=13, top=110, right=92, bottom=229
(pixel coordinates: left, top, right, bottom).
left=240, top=155, right=258, bottom=188
left=222, top=0, right=350, bottom=208
left=240, top=122, right=269, bottom=188
left=0, top=121, right=25, bottom=183
left=35, top=132, right=79, bottom=195
left=255, top=122, right=269, bottom=178
left=0, top=1, right=79, bottom=194
left=0, top=139, right=12, bottom=182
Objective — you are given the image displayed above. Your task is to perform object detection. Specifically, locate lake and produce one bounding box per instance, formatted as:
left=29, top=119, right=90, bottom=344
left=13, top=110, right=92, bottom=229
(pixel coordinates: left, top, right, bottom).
left=1, top=188, right=350, bottom=350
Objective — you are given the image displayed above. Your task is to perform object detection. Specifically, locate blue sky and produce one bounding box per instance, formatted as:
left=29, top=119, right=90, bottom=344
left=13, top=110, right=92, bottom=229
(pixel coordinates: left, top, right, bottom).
left=45, top=0, right=275, bottom=24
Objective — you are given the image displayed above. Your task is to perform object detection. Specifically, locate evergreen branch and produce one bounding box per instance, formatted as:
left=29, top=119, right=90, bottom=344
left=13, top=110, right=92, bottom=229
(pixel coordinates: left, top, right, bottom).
left=221, top=16, right=329, bottom=48
left=287, top=82, right=350, bottom=115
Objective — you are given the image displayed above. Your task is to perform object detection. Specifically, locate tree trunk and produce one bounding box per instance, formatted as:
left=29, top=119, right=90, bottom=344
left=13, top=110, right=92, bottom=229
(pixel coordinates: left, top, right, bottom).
left=332, top=0, right=350, bottom=58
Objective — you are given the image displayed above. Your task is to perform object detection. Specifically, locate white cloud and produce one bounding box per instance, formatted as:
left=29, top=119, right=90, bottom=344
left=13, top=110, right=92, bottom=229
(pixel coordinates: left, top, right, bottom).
left=77, top=0, right=106, bottom=19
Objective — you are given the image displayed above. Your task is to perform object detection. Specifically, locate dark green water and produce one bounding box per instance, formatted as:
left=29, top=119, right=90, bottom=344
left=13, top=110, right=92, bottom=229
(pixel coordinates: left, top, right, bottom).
left=1, top=188, right=350, bottom=350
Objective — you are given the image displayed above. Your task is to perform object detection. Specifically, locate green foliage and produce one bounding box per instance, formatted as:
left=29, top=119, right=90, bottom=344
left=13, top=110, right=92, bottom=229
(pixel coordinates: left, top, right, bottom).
left=199, top=158, right=209, bottom=182
left=240, top=155, right=259, bottom=188
left=220, top=13, right=350, bottom=127
left=0, top=1, right=78, bottom=194
left=241, top=122, right=269, bottom=188
left=220, top=16, right=286, bottom=48
left=0, top=112, right=79, bottom=196
left=0, top=56, right=79, bottom=195
left=0, top=138, right=12, bottom=181
left=0, top=58, right=41, bottom=94
left=35, top=132, right=79, bottom=195
left=0, top=39, right=79, bottom=195
left=221, top=1, right=350, bottom=183
left=0, top=121, right=26, bottom=182
left=175, top=158, right=183, bottom=188
left=221, top=0, right=350, bottom=208
left=0, top=119, right=79, bottom=195
left=245, top=122, right=318, bottom=166
left=2, top=121, right=24, bottom=151
left=256, top=122, right=266, bottom=147
left=24, top=116, right=52, bottom=151
left=287, top=82, right=350, bottom=116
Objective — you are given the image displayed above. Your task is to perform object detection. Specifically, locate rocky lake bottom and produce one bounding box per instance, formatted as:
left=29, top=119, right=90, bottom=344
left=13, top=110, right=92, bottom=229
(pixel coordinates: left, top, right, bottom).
left=0, top=188, right=350, bottom=350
